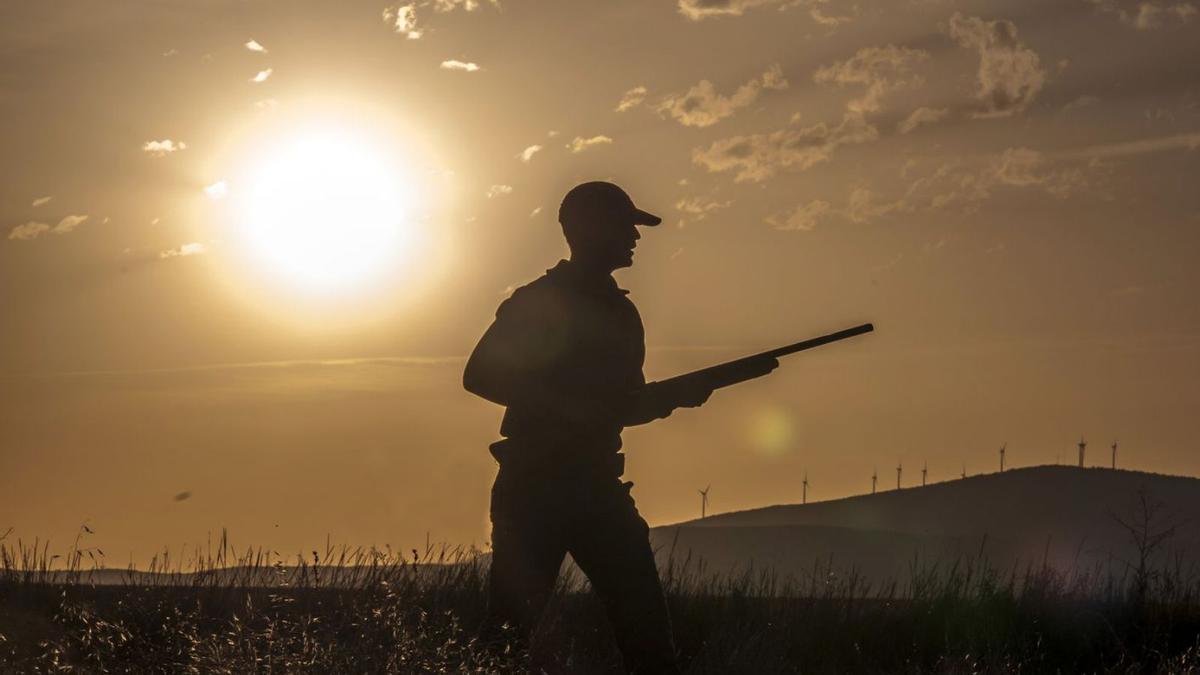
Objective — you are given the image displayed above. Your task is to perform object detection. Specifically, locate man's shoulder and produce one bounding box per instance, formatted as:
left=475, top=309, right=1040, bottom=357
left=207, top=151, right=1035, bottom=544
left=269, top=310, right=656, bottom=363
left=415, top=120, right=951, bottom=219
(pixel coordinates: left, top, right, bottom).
left=496, top=270, right=569, bottom=319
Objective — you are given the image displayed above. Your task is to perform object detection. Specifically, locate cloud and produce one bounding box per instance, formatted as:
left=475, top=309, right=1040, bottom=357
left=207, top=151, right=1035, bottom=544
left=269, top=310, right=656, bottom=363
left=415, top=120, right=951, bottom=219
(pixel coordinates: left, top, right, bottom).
left=7, top=214, right=88, bottom=241
left=486, top=184, right=512, bottom=198
left=8, top=221, right=49, bottom=240
left=440, top=59, right=480, bottom=72
left=383, top=4, right=423, bottom=38
left=616, top=86, right=648, bottom=112
left=814, top=45, right=928, bottom=115
left=383, top=0, right=499, bottom=37
left=162, top=48, right=179, bottom=57
left=675, top=197, right=733, bottom=225
left=568, top=135, right=613, bottom=153
left=692, top=113, right=878, bottom=182
left=530, top=206, right=542, bottom=217
left=949, top=13, right=1045, bottom=117
left=1059, top=131, right=1200, bottom=160
left=517, top=144, right=542, bottom=162
left=254, top=98, right=279, bottom=110
left=791, top=146, right=1098, bottom=230
left=658, top=64, right=788, bottom=127
left=810, top=2, right=856, bottom=25
left=204, top=180, right=229, bottom=200
left=142, top=139, right=186, bottom=156
left=766, top=199, right=832, bottom=231
left=895, top=148, right=1088, bottom=215
left=677, top=0, right=775, bottom=19
left=1061, top=95, right=1100, bottom=113
left=677, top=0, right=855, bottom=24
left=53, top=214, right=88, bottom=234
left=897, top=107, right=949, bottom=133
left=1089, top=0, right=1198, bottom=28
left=31, top=196, right=52, bottom=207
left=245, top=39, right=267, bottom=53
left=159, top=242, right=208, bottom=259
left=250, top=68, right=273, bottom=83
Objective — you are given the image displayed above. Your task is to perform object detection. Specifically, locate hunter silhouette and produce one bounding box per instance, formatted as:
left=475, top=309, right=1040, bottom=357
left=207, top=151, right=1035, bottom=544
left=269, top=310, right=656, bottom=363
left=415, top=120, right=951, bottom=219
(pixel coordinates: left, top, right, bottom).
left=464, top=181, right=777, bottom=674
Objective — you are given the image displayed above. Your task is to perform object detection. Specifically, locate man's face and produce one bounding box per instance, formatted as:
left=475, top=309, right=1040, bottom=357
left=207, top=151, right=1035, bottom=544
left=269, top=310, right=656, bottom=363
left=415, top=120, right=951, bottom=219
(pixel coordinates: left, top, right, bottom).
left=571, top=217, right=642, bottom=271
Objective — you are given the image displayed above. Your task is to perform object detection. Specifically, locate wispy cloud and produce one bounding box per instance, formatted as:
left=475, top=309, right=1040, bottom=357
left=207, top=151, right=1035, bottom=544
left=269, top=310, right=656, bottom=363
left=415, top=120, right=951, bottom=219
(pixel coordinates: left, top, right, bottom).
left=517, top=144, right=542, bottom=162
left=693, top=113, right=877, bottom=182
left=765, top=199, right=832, bottom=231
left=1059, top=132, right=1200, bottom=160
left=658, top=64, right=788, bottom=128
left=814, top=46, right=928, bottom=115
left=949, top=13, right=1045, bottom=118
left=31, top=196, right=53, bottom=207
left=383, top=4, right=422, bottom=38
left=383, top=0, right=500, bottom=38
left=568, top=135, right=613, bottom=153
left=204, top=181, right=229, bottom=200
left=675, top=197, right=733, bottom=226
left=142, top=139, right=186, bottom=156
left=7, top=214, right=89, bottom=241
left=54, top=214, right=88, bottom=234
left=1089, top=0, right=1198, bottom=28
left=615, top=85, right=648, bottom=112
left=440, top=59, right=480, bottom=72
left=249, top=68, right=273, bottom=83
left=8, top=222, right=49, bottom=240
left=485, top=184, right=512, bottom=198
left=159, top=242, right=208, bottom=259
left=245, top=39, right=267, bottom=53
left=897, top=107, right=949, bottom=134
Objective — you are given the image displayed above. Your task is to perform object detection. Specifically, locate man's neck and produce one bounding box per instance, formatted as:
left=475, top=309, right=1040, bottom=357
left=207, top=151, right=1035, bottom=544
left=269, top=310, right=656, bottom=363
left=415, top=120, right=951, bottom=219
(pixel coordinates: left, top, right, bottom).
left=566, top=255, right=616, bottom=280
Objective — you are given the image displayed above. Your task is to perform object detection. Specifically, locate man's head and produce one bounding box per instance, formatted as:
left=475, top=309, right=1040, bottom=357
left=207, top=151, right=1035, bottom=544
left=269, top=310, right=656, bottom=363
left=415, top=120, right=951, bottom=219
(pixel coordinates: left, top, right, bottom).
left=558, top=182, right=661, bottom=272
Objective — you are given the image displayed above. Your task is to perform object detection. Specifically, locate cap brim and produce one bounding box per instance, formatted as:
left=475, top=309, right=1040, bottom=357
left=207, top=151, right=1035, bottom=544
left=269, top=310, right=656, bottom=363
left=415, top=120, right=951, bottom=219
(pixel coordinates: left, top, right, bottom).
left=631, top=208, right=662, bottom=226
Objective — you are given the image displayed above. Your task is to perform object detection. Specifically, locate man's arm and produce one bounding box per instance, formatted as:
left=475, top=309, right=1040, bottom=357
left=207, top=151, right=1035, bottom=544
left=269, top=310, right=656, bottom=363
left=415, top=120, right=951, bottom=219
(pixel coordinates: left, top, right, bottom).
left=463, top=289, right=616, bottom=424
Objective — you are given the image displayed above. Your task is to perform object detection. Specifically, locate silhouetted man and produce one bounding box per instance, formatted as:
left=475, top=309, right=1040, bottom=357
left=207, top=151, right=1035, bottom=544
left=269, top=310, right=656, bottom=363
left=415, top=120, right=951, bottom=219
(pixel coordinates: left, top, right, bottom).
left=464, top=181, right=775, bottom=674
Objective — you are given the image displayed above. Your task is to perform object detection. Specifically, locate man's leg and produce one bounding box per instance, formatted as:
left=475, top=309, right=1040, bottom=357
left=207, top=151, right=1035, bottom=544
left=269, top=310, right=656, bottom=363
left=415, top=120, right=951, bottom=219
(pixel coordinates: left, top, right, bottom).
left=482, top=474, right=568, bottom=649
left=569, top=481, right=681, bottom=675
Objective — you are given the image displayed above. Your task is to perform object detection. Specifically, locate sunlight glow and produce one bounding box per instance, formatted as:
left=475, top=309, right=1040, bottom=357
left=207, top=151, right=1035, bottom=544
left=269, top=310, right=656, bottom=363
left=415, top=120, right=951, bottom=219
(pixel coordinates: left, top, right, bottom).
left=236, top=132, right=414, bottom=293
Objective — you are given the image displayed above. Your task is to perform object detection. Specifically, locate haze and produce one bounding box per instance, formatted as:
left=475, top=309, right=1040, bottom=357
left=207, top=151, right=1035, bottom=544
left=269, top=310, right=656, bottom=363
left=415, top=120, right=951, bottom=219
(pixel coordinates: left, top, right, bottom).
left=2, top=0, right=1199, bottom=565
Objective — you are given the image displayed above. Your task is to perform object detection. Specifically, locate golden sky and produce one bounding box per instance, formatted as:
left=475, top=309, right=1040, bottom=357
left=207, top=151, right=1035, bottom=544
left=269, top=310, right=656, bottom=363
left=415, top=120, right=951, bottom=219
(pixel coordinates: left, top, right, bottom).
left=2, top=0, right=1199, bottom=564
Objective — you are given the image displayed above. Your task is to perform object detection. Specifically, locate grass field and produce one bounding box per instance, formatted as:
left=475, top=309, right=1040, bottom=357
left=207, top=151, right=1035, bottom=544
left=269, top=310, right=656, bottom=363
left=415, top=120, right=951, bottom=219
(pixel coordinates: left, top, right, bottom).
left=2, top=532, right=1200, bottom=674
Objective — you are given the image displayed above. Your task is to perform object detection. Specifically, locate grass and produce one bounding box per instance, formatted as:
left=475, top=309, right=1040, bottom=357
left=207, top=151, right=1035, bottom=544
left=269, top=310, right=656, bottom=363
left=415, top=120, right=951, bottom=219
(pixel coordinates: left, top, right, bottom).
left=2, top=529, right=1200, bottom=673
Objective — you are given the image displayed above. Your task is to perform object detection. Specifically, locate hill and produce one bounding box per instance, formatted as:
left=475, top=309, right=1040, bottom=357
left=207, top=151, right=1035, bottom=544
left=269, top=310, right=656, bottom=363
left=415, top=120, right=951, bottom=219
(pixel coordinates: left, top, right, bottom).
left=650, top=466, right=1200, bottom=583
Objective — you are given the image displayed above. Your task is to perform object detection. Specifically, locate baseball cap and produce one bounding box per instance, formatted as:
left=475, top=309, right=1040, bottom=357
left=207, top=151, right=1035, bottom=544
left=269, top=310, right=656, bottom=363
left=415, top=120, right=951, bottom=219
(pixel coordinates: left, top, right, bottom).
left=558, top=181, right=662, bottom=227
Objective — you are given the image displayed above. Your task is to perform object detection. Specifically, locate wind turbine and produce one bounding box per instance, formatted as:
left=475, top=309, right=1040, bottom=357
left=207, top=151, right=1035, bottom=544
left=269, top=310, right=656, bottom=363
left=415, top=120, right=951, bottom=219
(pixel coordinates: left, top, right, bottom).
left=960, top=464, right=967, bottom=479
left=921, top=462, right=928, bottom=487
left=802, top=472, right=809, bottom=505
left=1078, top=436, right=1087, bottom=468
left=871, top=468, right=878, bottom=494
left=999, top=442, right=1007, bottom=473
left=1111, top=441, right=1118, bottom=469
left=698, top=485, right=710, bottom=520
left=896, top=462, right=903, bottom=490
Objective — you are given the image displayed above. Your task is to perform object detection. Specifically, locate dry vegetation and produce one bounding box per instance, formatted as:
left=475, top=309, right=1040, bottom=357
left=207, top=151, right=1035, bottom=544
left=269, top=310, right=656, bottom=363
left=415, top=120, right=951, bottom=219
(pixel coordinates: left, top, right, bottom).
left=2, top=528, right=1200, bottom=674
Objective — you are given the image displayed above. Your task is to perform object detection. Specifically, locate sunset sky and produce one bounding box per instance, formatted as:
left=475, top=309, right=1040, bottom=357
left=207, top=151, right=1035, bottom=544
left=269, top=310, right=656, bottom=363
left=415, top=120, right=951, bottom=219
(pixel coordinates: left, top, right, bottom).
left=2, top=0, right=1199, bottom=565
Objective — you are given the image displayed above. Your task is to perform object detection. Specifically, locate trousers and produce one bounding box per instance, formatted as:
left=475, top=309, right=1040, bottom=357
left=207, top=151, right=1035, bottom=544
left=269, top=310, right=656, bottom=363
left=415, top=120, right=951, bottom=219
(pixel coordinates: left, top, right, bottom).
left=483, top=453, right=681, bottom=675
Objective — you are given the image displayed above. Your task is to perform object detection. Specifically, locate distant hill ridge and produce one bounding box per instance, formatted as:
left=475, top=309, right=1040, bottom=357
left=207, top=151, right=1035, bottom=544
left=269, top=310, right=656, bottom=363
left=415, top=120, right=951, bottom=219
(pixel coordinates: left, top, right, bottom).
left=651, top=466, right=1200, bottom=579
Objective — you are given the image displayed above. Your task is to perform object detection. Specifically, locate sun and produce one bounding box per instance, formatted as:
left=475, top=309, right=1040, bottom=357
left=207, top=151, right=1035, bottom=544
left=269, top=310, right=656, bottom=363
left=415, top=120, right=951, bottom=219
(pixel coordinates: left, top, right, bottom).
left=235, top=129, right=416, bottom=294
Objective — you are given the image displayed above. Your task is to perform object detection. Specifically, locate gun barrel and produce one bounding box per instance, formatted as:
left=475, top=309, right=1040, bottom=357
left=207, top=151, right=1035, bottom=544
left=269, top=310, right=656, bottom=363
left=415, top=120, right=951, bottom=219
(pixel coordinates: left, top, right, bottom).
left=755, top=322, right=874, bottom=361
left=658, top=322, right=874, bottom=391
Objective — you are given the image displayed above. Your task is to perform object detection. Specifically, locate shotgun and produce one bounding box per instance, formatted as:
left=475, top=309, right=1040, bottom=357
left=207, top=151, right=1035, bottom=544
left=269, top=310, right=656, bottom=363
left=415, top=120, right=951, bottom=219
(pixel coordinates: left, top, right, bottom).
left=653, top=323, right=874, bottom=392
